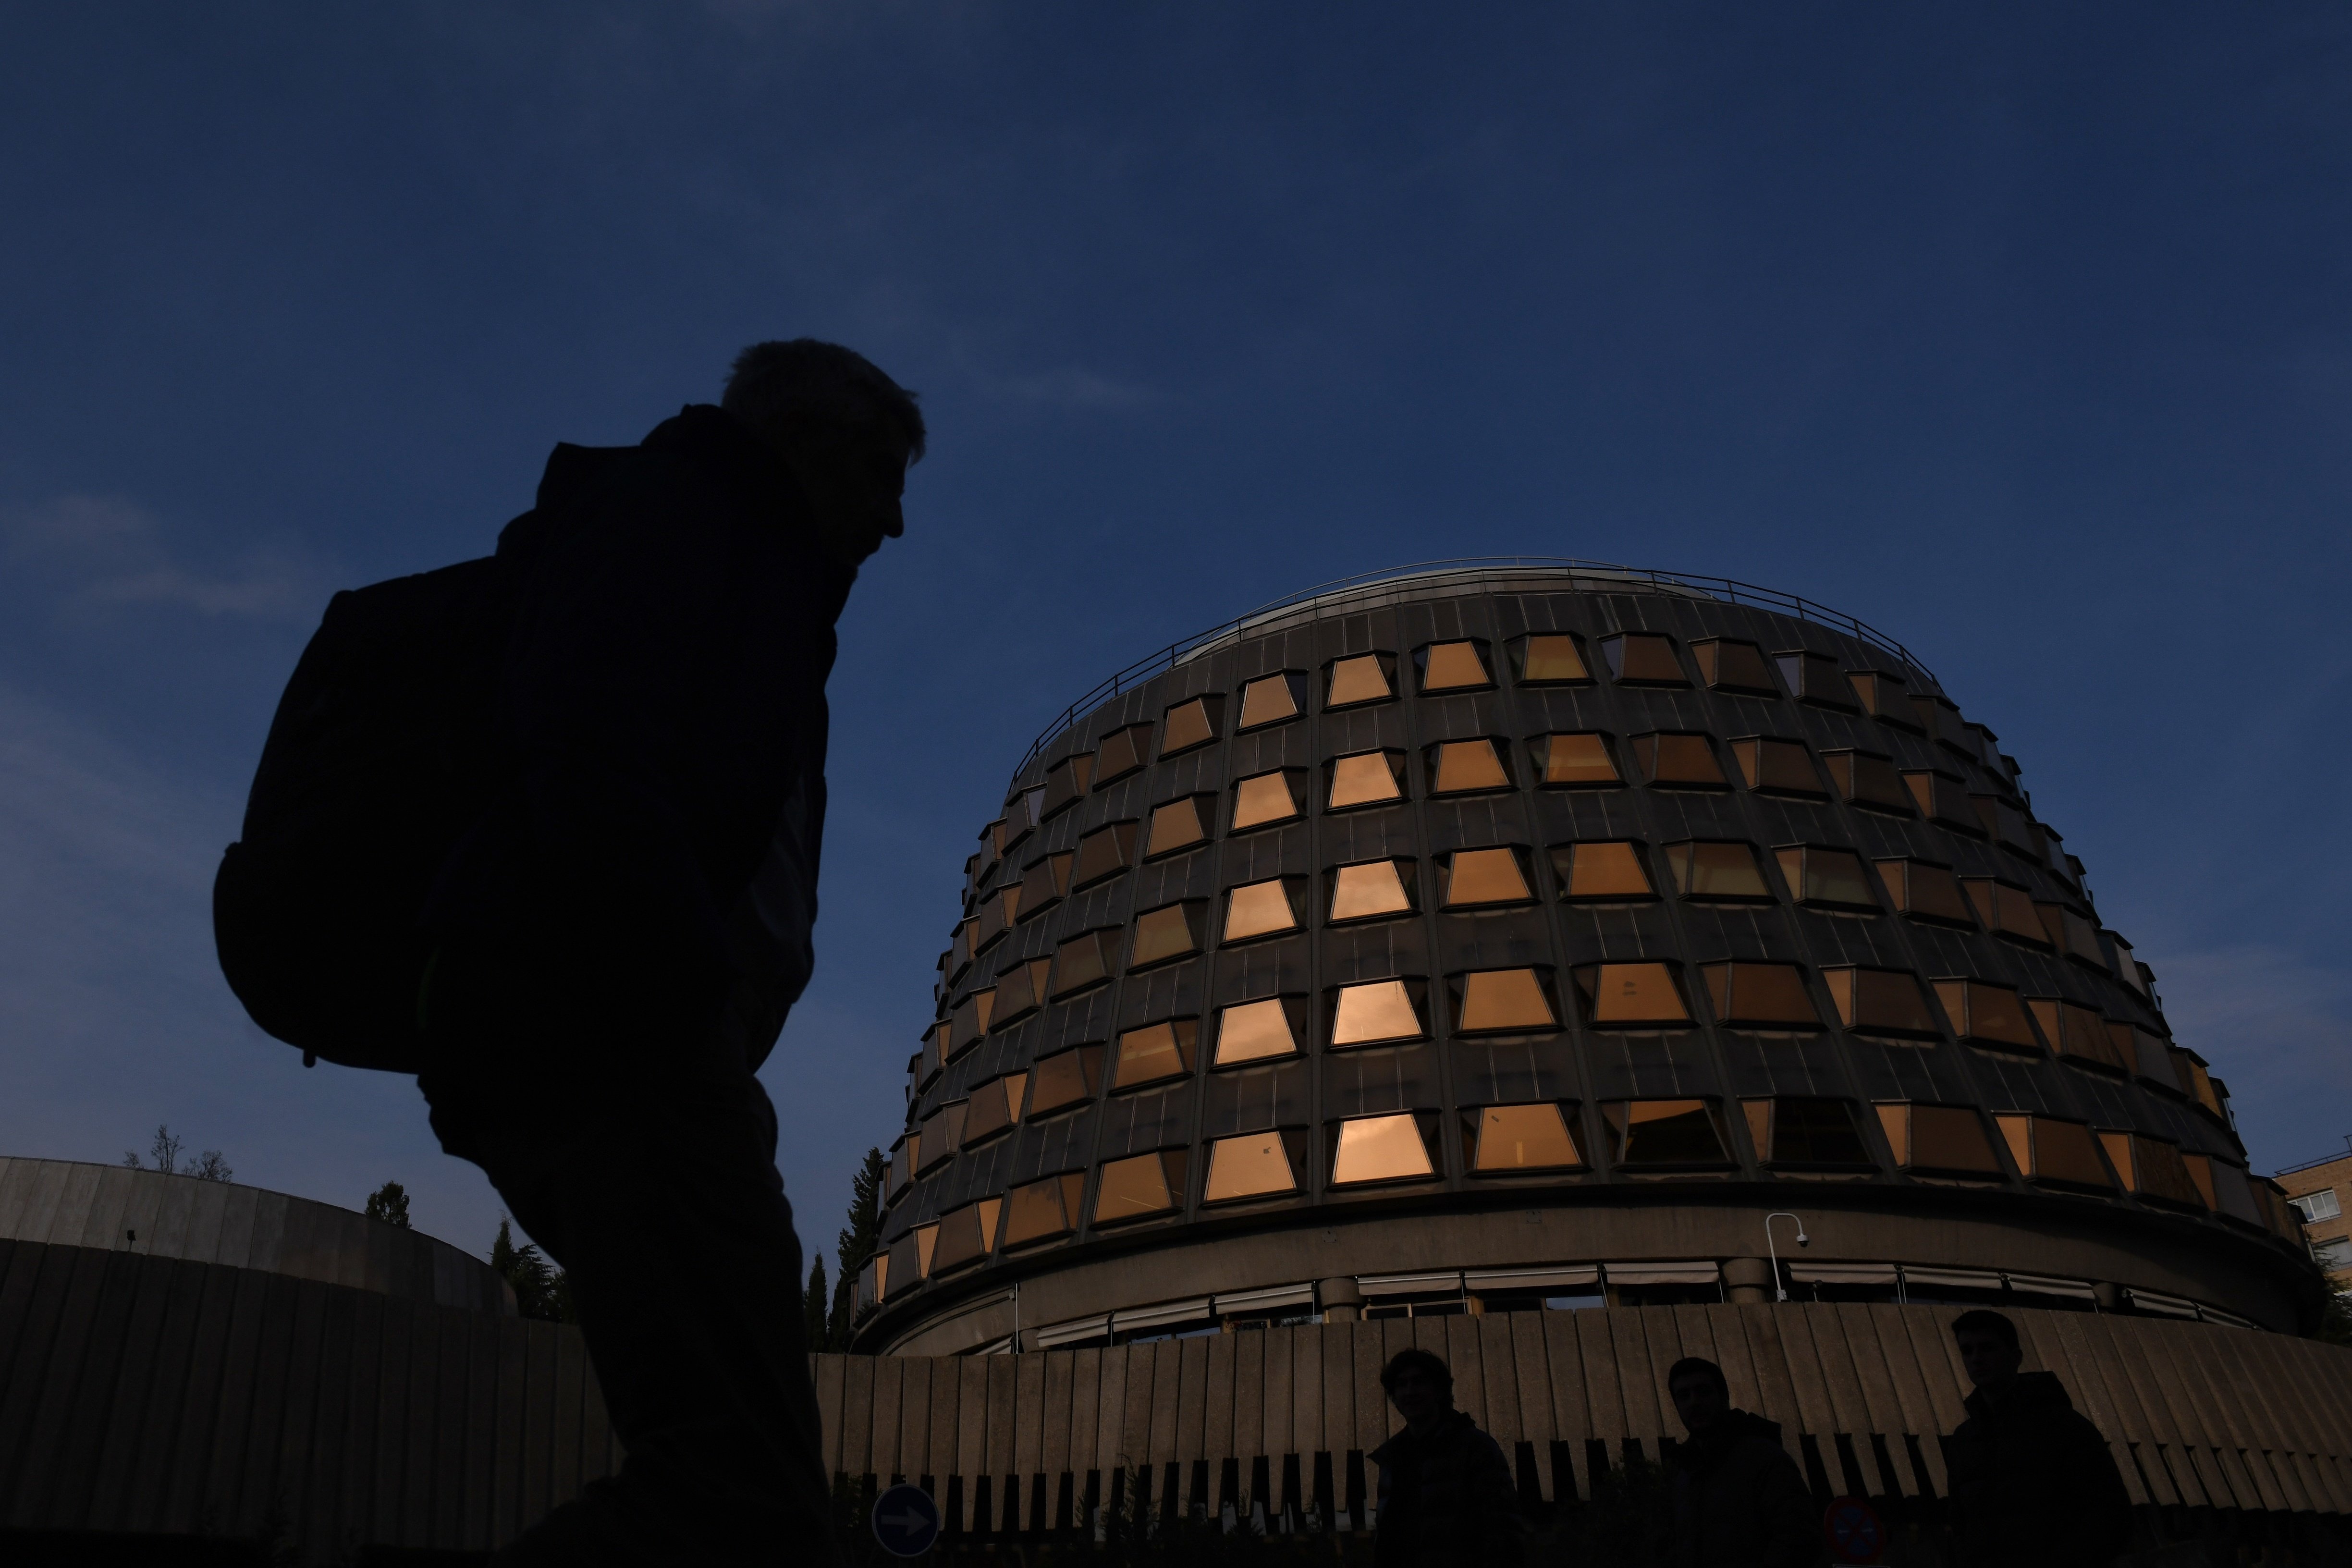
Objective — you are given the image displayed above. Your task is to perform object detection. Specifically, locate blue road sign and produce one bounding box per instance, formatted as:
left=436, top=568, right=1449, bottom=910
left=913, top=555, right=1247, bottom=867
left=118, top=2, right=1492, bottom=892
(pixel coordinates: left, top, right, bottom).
left=1823, top=1494, right=1886, bottom=1564
left=870, top=1482, right=942, bottom=1559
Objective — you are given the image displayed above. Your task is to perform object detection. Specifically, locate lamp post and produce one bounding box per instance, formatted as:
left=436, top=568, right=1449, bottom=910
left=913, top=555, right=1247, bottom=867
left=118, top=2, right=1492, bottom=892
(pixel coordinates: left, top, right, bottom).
left=1764, top=1213, right=1808, bottom=1303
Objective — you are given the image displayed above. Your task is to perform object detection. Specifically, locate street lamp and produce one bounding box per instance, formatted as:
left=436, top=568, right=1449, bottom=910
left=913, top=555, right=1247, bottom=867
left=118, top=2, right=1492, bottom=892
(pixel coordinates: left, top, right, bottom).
left=1764, top=1213, right=1809, bottom=1303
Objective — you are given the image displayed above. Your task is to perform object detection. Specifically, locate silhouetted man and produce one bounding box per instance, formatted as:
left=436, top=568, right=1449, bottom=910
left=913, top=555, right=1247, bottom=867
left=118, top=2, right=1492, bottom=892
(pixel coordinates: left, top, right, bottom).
left=1369, top=1347, right=1524, bottom=1568
left=416, top=340, right=922, bottom=1566
left=1665, top=1356, right=1818, bottom=1568
left=1946, top=1309, right=2132, bottom=1568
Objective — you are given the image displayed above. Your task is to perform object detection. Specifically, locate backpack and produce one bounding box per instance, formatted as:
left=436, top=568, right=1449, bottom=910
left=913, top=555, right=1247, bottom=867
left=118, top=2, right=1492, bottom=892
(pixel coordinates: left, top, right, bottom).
left=213, top=554, right=519, bottom=1071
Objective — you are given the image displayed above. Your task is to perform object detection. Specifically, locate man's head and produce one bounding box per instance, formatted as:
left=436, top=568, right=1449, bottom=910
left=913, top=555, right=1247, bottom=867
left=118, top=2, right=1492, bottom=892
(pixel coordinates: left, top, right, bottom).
left=1380, top=1348, right=1454, bottom=1430
left=1951, top=1309, right=2024, bottom=1389
left=1667, top=1356, right=1729, bottom=1435
left=721, top=339, right=926, bottom=568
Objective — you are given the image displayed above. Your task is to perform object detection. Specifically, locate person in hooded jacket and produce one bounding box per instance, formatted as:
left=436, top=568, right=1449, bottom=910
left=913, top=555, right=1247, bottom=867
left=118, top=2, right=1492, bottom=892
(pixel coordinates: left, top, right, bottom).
left=1945, top=1309, right=2133, bottom=1568
left=1665, top=1356, right=1819, bottom=1568
left=1369, top=1348, right=1526, bottom=1568
left=415, top=339, right=923, bottom=1567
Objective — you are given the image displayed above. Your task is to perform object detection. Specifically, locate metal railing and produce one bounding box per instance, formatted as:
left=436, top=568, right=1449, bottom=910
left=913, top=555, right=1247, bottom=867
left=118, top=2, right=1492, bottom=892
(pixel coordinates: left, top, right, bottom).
left=1013, top=557, right=1936, bottom=773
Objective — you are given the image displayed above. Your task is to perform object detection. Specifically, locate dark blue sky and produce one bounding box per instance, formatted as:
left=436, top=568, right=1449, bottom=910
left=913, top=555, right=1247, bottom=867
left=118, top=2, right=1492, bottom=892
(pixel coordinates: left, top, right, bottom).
left=3, top=5, right=2347, bottom=1267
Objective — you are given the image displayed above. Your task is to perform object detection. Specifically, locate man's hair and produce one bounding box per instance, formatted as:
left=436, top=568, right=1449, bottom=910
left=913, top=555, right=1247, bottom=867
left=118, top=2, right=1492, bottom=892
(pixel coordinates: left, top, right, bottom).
left=1379, top=1347, right=1453, bottom=1396
left=722, top=339, right=926, bottom=461
left=1950, top=1309, right=2019, bottom=1351
left=1666, top=1356, right=1728, bottom=1399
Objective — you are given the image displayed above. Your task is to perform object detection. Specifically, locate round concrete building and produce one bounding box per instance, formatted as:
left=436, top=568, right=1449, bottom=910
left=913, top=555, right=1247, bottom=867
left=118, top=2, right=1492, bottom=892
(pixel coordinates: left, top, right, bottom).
left=856, top=561, right=2316, bottom=1356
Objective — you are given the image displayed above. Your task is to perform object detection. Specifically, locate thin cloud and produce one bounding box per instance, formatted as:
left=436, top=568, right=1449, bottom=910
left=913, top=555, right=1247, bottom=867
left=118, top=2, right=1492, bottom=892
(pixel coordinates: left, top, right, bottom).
left=4, top=493, right=324, bottom=621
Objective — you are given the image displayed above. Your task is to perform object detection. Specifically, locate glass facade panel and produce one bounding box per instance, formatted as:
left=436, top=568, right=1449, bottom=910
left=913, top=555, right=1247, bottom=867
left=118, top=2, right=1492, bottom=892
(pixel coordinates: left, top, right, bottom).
left=1028, top=1046, right=1102, bottom=1118
left=1573, top=963, right=1690, bottom=1025
left=1203, top=1132, right=1298, bottom=1202
left=1237, top=673, right=1304, bottom=731
left=2029, top=999, right=2127, bottom=1073
left=1539, top=732, right=1621, bottom=786
left=1092, top=723, right=1153, bottom=785
left=1040, top=754, right=1094, bottom=820
left=1693, top=638, right=1779, bottom=694
left=1775, top=650, right=1855, bottom=708
left=1331, top=1114, right=1436, bottom=1185
left=1002, top=1172, right=1085, bottom=1249
left=1420, top=640, right=1492, bottom=691
left=1663, top=841, right=1772, bottom=901
left=1160, top=696, right=1220, bottom=757
left=2031, top=1118, right=2113, bottom=1188
left=1879, top=1103, right=2000, bottom=1173
left=1143, top=796, right=1211, bottom=859
left=1731, top=738, right=1822, bottom=796
left=1444, top=847, right=1532, bottom=907
left=962, top=1074, right=1026, bottom=1145
left=1823, top=968, right=1938, bottom=1036
left=1604, top=1100, right=1728, bottom=1164
left=1962, top=880, right=2046, bottom=944
left=1224, top=879, right=1300, bottom=943
left=1233, top=770, right=1304, bottom=829
left=1093, top=1150, right=1181, bottom=1225
left=1017, top=853, right=1073, bottom=919
left=1327, top=753, right=1404, bottom=809
left=1112, top=1019, right=1197, bottom=1089
left=1701, top=962, right=1820, bottom=1027
left=1934, top=980, right=2041, bottom=1052
left=1601, top=632, right=1686, bottom=685
left=1073, top=821, right=1139, bottom=887
left=1330, top=859, right=1416, bottom=922
left=1429, top=739, right=1510, bottom=795
left=1456, top=969, right=1557, bottom=1032
left=1215, top=997, right=1301, bottom=1065
left=1050, top=931, right=1117, bottom=998
left=1131, top=901, right=1205, bottom=969
left=1767, top=1098, right=1871, bottom=1164
left=1875, top=859, right=1974, bottom=925
left=1552, top=841, right=1655, bottom=901
left=1775, top=847, right=1876, bottom=910
left=990, top=957, right=1051, bottom=1024
left=1471, top=1103, right=1582, bottom=1171
left=1822, top=750, right=1914, bottom=813
left=927, top=1203, right=991, bottom=1274
left=1632, top=733, right=1727, bottom=788
left=1331, top=980, right=1425, bottom=1045
left=1905, top=771, right=1980, bottom=830
left=1326, top=654, right=1394, bottom=708
left=1847, top=670, right=1913, bottom=722
left=1514, top=633, right=1591, bottom=684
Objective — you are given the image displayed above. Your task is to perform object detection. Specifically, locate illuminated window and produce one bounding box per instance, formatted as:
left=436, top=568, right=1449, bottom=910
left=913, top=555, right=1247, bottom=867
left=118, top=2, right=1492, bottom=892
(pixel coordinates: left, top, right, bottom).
left=1232, top=769, right=1307, bottom=830
left=1928, top=980, right=2037, bottom=1053
left=1452, top=969, right=1558, bottom=1033
left=1550, top=841, right=1655, bottom=902
left=2026, top=999, right=2125, bottom=1073
left=1774, top=847, right=1877, bottom=911
left=1630, top=733, right=1727, bottom=788
left=1111, top=1019, right=1196, bottom=1090
left=1441, top=847, right=1533, bottom=907
left=1600, top=632, right=1686, bottom=686
left=1570, top=963, right=1690, bottom=1026
left=1509, top=633, right=1593, bottom=685
left=1847, top=671, right=1917, bottom=726
left=1142, top=796, right=1213, bottom=859
left=926, top=1198, right=1002, bottom=1274
left=1469, top=1103, right=1584, bottom=1172
left=1972, top=795, right=2043, bottom=857
left=1093, top=1149, right=1188, bottom=1225
left=1821, top=750, right=1914, bottom=814
left=1326, top=752, right=1405, bottom=810
left=1743, top=1098, right=1871, bottom=1165
left=1330, top=980, right=1426, bottom=1046
left=1821, top=968, right=1938, bottom=1037
left=1775, top=650, right=1855, bottom=709
left=1962, top=880, right=2047, bottom=946
left=1130, top=901, right=1206, bottom=970
left=1701, top=962, right=1821, bottom=1027
left=1203, top=1130, right=1302, bottom=1203
left=1027, top=1045, right=1104, bottom=1119
left=1730, top=738, right=1823, bottom=797
left=1325, top=653, right=1396, bottom=709
left=1534, top=732, right=1621, bottom=787
left=1072, top=821, right=1139, bottom=888
left=2097, top=1132, right=2204, bottom=1208
left=1040, top=754, right=1093, bottom=820
left=1428, top=738, right=1512, bottom=796
left=1223, top=878, right=1302, bottom=943
left=1693, top=638, right=1779, bottom=695
left=1001, top=1171, right=1088, bottom=1250
left=1237, top=672, right=1306, bottom=731
left=961, top=1073, right=1029, bottom=1145
left=1874, top=859, right=1974, bottom=926
left=1330, top=1114, right=1437, bottom=1185
left=1417, top=640, right=1494, bottom=692
left=1994, top=1116, right=2114, bottom=1189
left=989, top=957, right=1051, bottom=1025
left=1159, top=695, right=1222, bottom=757
left=1016, top=853, right=1073, bottom=920
left=1602, top=1100, right=1730, bottom=1166
left=1091, top=723, right=1153, bottom=786
left=1874, top=1104, right=1999, bottom=1174
left=1662, top=841, right=1773, bottom=902
left=1213, top=997, right=1302, bottom=1065
left=1328, top=859, right=1417, bottom=922
left=1904, top=771, right=1980, bottom=832
left=1049, top=930, right=1118, bottom=998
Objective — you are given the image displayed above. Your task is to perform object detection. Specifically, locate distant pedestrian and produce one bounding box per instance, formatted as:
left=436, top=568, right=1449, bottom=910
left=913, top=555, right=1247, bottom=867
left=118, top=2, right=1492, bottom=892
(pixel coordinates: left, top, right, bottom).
left=1946, top=1309, right=2133, bottom=1568
left=1665, top=1355, right=1818, bottom=1568
left=1369, top=1347, right=1525, bottom=1568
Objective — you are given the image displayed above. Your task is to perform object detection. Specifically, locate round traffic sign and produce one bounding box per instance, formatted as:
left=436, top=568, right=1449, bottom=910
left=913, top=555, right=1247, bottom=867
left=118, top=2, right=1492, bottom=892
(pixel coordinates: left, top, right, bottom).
left=870, top=1482, right=942, bottom=1559
left=1823, top=1494, right=1886, bottom=1564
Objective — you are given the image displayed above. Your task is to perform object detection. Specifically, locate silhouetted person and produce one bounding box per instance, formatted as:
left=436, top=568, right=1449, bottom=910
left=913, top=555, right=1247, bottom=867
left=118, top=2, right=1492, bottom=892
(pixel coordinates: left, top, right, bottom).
left=416, top=340, right=922, bottom=1565
left=1665, top=1356, right=1818, bottom=1568
left=1945, top=1309, right=2132, bottom=1568
left=1369, top=1347, right=1524, bottom=1568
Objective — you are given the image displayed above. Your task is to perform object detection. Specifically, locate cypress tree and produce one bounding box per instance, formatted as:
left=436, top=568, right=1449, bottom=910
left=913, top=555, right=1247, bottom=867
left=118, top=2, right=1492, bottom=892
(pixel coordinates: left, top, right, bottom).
left=825, top=1147, right=887, bottom=1349
left=804, top=1253, right=830, bottom=1350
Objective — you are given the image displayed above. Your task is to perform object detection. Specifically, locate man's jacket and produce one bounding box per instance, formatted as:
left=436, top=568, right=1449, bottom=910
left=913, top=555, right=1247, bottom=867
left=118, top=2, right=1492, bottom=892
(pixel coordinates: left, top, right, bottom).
left=1666, top=1409, right=1818, bottom=1568
left=1945, top=1371, right=2132, bottom=1568
left=423, top=404, right=852, bottom=1086
left=1369, top=1408, right=1525, bottom=1568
